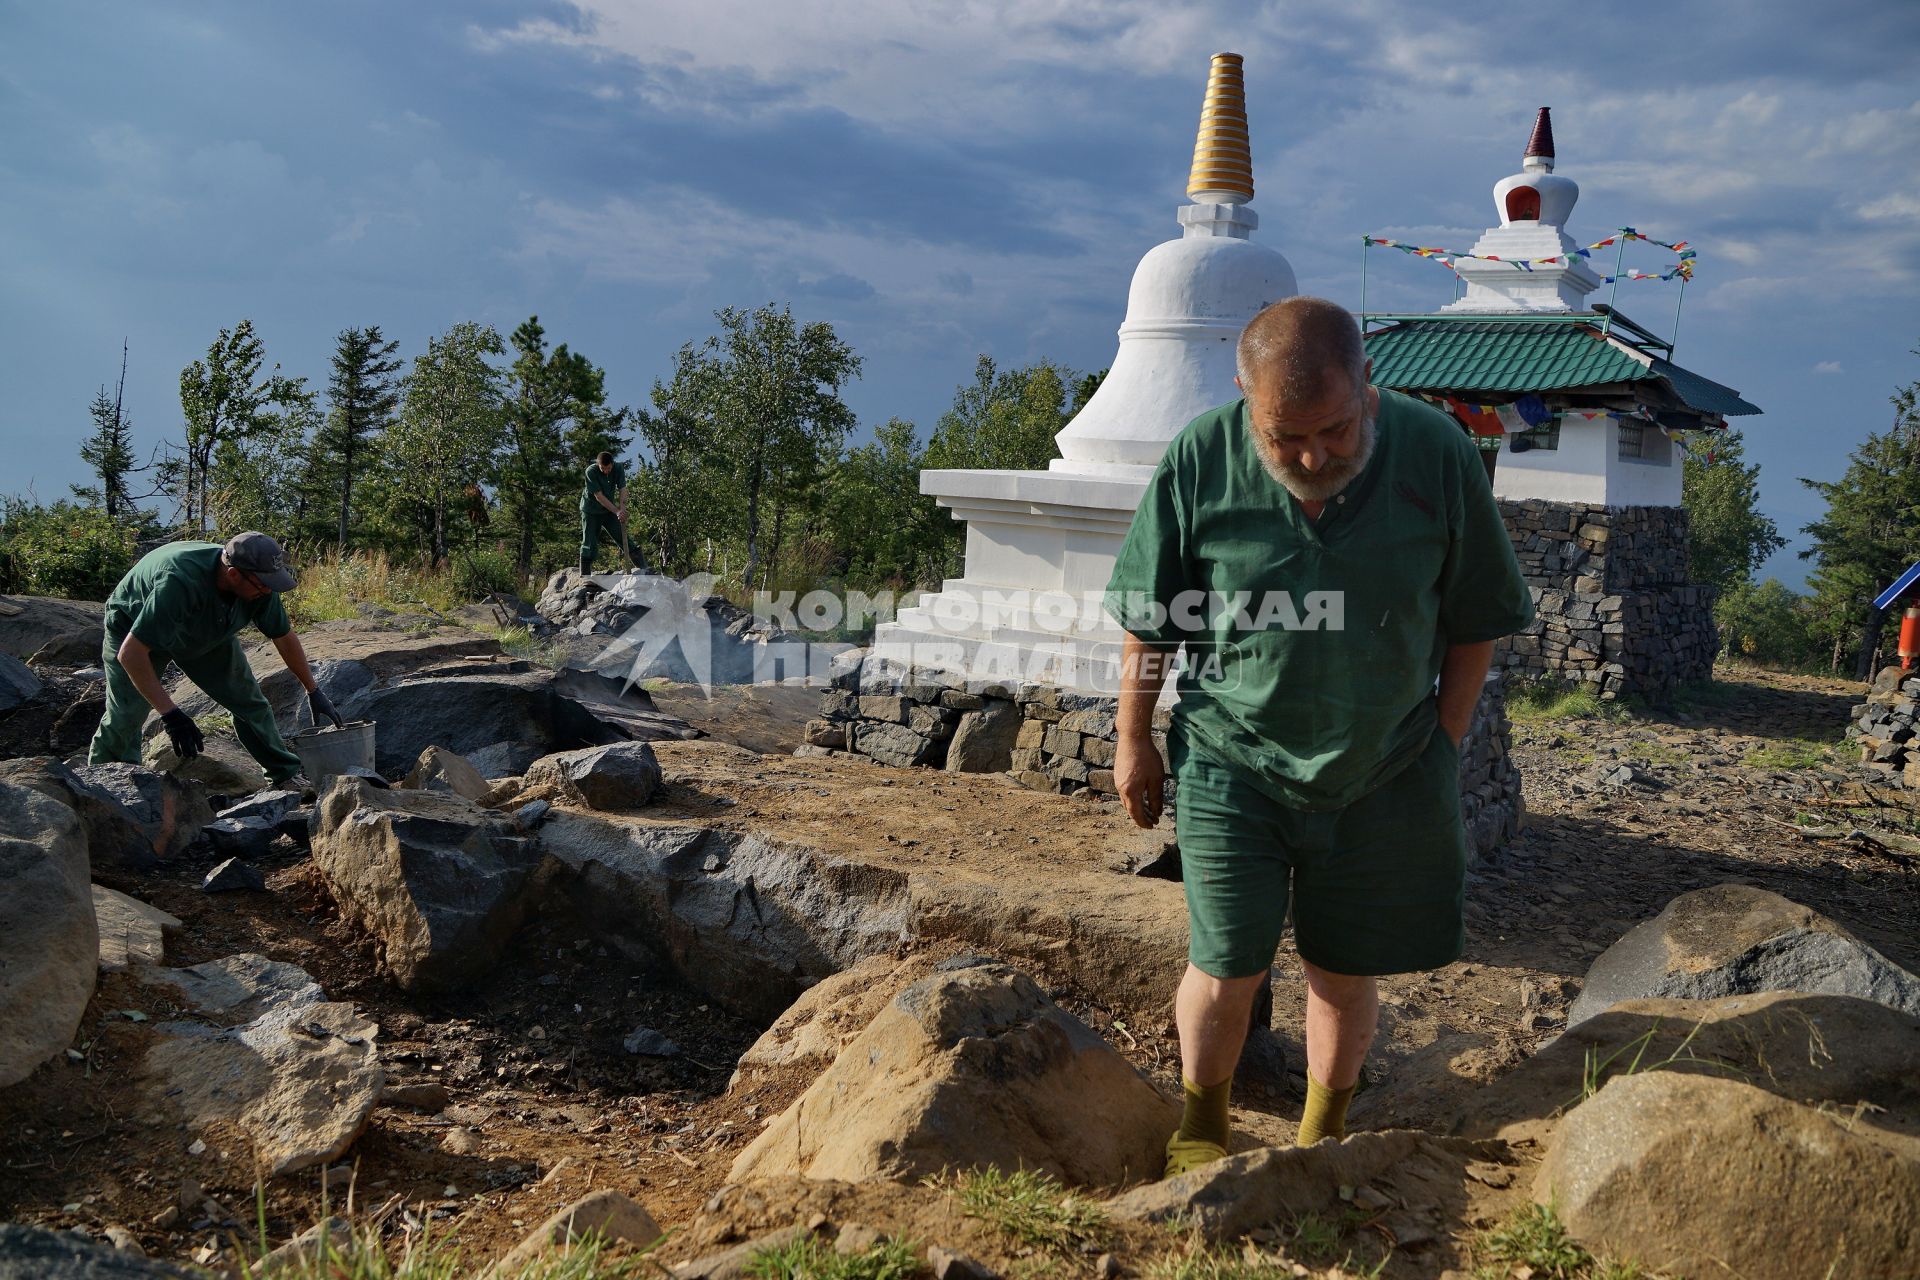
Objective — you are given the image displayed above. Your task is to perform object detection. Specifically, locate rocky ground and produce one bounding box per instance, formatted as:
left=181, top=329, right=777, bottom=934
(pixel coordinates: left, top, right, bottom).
left=3, top=591, right=1917, bottom=1280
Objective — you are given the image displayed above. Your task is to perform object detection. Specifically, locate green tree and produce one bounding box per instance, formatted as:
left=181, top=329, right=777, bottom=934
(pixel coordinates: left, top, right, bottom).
left=496, top=316, right=621, bottom=581
left=923, top=355, right=1077, bottom=472
left=1682, top=428, right=1783, bottom=595
left=375, top=322, right=506, bottom=568
left=1715, top=578, right=1820, bottom=669
left=0, top=497, right=142, bottom=600
left=177, top=320, right=307, bottom=537
left=630, top=340, right=728, bottom=577
left=821, top=417, right=949, bottom=588
left=309, top=325, right=403, bottom=549
left=213, top=390, right=319, bottom=539
left=74, top=342, right=139, bottom=518
left=1800, top=348, right=1920, bottom=677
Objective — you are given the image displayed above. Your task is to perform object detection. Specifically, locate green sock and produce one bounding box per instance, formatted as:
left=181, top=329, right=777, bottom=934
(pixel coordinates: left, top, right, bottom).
left=1178, top=1075, right=1232, bottom=1148
left=1296, top=1075, right=1356, bottom=1146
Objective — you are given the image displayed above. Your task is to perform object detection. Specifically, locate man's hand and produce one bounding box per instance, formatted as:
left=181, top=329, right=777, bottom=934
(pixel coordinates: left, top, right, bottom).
left=1115, top=732, right=1166, bottom=829
left=617, top=502, right=627, bottom=523
left=160, top=709, right=205, bottom=761
left=309, top=687, right=344, bottom=729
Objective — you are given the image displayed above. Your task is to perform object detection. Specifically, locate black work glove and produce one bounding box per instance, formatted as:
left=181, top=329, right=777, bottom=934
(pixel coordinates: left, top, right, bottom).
left=309, top=687, right=344, bottom=729
left=160, top=708, right=204, bottom=761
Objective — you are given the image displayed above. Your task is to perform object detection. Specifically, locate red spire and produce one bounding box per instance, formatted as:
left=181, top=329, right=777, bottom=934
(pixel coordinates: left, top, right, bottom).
left=1524, top=107, right=1555, bottom=160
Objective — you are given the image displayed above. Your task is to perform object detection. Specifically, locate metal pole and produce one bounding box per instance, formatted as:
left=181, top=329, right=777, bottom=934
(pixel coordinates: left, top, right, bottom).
left=1601, top=230, right=1629, bottom=336
left=1669, top=275, right=1688, bottom=357
left=1359, top=238, right=1370, bottom=318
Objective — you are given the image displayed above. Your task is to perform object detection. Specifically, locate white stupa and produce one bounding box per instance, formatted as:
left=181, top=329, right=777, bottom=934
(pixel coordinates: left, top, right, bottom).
left=1440, top=108, right=1600, bottom=313
left=870, top=53, right=1296, bottom=692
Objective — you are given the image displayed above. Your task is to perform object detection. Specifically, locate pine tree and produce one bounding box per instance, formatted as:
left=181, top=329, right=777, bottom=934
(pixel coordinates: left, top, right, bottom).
left=1682, top=428, right=1783, bottom=595
left=496, top=316, right=621, bottom=581
left=76, top=342, right=137, bottom=517
left=309, top=326, right=403, bottom=549
left=377, top=322, right=506, bottom=567
left=1801, top=346, right=1920, bottom=676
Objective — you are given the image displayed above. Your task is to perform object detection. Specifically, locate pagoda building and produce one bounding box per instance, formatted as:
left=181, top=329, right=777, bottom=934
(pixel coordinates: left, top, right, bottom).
left=1363, top=109, right=1761, bottom=699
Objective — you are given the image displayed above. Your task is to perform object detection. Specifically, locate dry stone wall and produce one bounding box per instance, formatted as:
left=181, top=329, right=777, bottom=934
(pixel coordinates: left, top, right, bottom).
left=1847, top=666, right=1920, bottom=788
left=1497, top=500, right=1717, bottom=701
left=810, top=652, right=1523, bottom=861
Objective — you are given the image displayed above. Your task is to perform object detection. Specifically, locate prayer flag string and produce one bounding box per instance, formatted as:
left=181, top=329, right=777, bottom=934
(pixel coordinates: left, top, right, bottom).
left=1362, top=227, right=1696, bottom=283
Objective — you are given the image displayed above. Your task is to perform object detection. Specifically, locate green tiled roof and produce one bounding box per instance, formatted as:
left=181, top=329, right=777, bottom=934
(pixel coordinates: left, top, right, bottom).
left=1364, top=317, right=1760, bottom=415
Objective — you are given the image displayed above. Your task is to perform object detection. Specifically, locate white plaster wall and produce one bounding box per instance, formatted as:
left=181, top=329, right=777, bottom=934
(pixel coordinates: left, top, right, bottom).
left=1490, top=417, right=1609, bottom=504
left=1605, top=422, right=1683, bottom=506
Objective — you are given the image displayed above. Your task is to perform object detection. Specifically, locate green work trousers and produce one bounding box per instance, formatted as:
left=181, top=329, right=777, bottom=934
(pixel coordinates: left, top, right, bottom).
left=580, top=507, right=641, bottom=571
left=89, top=634, right=304, bottom=783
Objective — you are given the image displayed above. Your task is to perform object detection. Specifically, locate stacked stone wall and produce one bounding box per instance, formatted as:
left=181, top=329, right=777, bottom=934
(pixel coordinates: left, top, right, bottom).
left=1847, top=667, right=1920, bottom=788
left=1497, top=500, right=1717, bottom=701
left=812, top=652, right=1523, bottom=861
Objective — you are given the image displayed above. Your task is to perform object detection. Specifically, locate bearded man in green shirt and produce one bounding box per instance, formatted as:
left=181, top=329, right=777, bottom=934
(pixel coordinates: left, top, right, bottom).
left=1105, top=297, right=1534, bottom=1176
left=89, top=532, right=342, bottom=787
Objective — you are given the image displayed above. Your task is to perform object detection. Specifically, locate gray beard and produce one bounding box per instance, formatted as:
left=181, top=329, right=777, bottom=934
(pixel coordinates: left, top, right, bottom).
left=1253, top=412, right=1378, bottom=503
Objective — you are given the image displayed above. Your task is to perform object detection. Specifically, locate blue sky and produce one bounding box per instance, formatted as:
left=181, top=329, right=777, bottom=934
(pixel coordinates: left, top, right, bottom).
left=4, top=0, right=1917, bottom=586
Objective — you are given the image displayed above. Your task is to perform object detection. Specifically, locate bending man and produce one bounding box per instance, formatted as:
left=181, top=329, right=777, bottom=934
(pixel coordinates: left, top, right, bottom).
left=89, top=532, right=343, bottom=787
left=580, top=450, right=645, bottom=575
left=1105, top=298, right=1533, bottom=1175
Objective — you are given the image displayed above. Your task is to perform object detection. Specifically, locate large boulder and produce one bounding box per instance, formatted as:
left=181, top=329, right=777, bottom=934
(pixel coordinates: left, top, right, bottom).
left=0, top=593, right=105, bottom=665
left=0, top=783, right=96, bottom=1087
left=19, top=761, right=214, bottom=869
left=525, top=741, right=662, bottom=810
left=727, top=951, right=939, bottom=1096
left=728, top=962, right=1178, bottom=1188
left=1537, top=1071, right=1920, bottom=1279
left=0, top=1222, right=199, bottom=1278
left=364, top=668, right=696, bottom=778
left=1457, top=991, right=1920, bottom=1143
left=142, top=729, right=270, bottom=795
left=1569, top=883, right=1920, bottom=1026
left=140, top=954, right=382, bottom=1176
left=311, top=779, right=547, bottom=993
left=402, top=745, right=492, bottom=801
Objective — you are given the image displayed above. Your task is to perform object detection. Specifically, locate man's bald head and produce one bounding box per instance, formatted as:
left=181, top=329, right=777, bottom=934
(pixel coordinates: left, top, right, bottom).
left=1235, top=297, right=1368, bottom=410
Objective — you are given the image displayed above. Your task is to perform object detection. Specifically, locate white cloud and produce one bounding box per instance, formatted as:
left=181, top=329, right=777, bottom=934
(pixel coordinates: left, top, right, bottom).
left=1814, top=360, right=1845, bottom=374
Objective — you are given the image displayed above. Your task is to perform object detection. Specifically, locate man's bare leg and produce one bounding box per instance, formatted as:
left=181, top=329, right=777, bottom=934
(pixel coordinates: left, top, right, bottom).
left=1166, top=964, right=1266, bottom=1173
left=1298, top=961, right=1379, bottom=1144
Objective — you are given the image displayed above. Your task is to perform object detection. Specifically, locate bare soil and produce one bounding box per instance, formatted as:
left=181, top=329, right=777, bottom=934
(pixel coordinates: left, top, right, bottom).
left=3, top=664, right=1915, bottom=1277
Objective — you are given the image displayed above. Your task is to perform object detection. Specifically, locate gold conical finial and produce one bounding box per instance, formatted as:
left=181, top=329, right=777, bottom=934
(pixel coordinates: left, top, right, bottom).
left=1186, top=52, right=1252, bottom=202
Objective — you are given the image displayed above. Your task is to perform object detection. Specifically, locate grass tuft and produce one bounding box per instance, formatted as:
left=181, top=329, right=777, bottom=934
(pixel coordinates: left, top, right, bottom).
left=744, top=1235, right=922, bottom=1280
left=1506, top=680, right=1613, bottom=724
left=1743, top=738, right=1835, bottom=770
left=1474, top=1203, right=1661, bottom=1280
left=927, top=1168, right=1107, bottom=1254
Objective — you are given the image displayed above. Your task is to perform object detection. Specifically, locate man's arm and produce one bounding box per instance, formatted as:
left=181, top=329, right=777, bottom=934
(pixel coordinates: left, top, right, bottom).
left=115, top=633, right=179, bottom=713
left=271, top=630, right=319, bottom=693
left=1114, top=632, right=1178, bottom=828
left=594, top=490, right=620, bottom=515
left=1435, top=639, right=1495, bottom=744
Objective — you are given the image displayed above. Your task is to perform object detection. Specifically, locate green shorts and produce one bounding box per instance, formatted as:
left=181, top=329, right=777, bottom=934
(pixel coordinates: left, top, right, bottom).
left=1171, top=726, right=1468, bottom=978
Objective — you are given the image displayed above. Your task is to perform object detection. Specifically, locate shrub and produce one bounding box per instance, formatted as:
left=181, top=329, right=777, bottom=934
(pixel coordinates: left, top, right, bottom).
left=0, top=497, right=142, bottom=600
left=451, top=546, right=520, bottom=599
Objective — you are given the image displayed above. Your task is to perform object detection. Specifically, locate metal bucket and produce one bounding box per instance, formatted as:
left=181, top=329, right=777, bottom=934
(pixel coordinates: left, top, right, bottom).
left=289, top=720, right=377, bottom=788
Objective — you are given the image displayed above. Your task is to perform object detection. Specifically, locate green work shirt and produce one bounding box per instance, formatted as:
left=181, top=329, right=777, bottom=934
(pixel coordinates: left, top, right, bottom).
left=1105, top=389, right=1534, bottom=811
left=581, top=461, right=627, bottom=514
left=104, top=541, right=291, bottom=660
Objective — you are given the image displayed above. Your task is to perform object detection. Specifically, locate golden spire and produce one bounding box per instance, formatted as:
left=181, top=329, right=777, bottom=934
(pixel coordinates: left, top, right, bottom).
left=1186, top=52, right=1253, bottom=203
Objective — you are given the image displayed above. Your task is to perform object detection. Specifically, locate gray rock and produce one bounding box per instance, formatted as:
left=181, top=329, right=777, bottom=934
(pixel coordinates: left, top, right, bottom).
left=928, top=1247, right=998, bottom=1280
left=143, top=995, right=383, bottom=1176
left=945, top=701, right=1022, bottom=774
left=0, top=782, right=96, bottom=1086
left=1537, top=1071, right=1920, bottom=1280
left=850, top=720, right=936, bottom=767
left=2, top=759, right=214, bottom=871
left=1569, top=884, right=1920, bottom=1026
left=93, top=886, right=180, bottom=972
left=0, top=649, right=42, bottom=710
left=140, top=953, right=326, bottom=1024
left=203, top=816, right=276, bottom=859
left=201, top=857, right=266, bottom=893
left=623, top=1027, right=682, bottom=1057
left=217, top=789, right=301, bottom=826
left=525, top=741, right=662, bottom=810
left=141, top=729, right=269, bottom=796
left=485, top=1189, right=662, bottom=1279
left=0, top=593, right=106, bottom=665
left=0, top=1223, right=198, bottom=1278
left=310, top=779, right=547, bottom=993
left=402, top=745, right=491, bottom=802
left=514, top=799, right=552, bottom=830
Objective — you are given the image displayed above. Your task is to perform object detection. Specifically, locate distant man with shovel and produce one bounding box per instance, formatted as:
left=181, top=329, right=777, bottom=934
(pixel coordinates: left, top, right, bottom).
left=1105, top=298, right=1533, bottom=1176
left=580, top=450, right=645, bottom=576
left=89, top=532, right=344, bottom=787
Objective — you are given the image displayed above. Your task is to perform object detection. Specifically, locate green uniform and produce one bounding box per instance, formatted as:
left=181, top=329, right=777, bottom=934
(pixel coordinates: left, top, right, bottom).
left=579, top=462, right=641, bottom=571
left=89, top=541, right=303, bottom=783
left=1106, top=389, right=1534, bottom=977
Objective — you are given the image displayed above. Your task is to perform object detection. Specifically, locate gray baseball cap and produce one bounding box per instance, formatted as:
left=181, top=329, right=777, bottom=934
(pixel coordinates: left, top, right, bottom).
left=222, top=531, right=297, bottom=592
